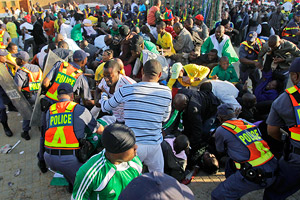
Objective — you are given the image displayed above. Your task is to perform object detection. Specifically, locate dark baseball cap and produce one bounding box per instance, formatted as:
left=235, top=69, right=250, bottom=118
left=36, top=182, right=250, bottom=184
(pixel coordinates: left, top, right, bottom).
left=101, top=123, right=136, bottom=154
left=119, top=25, right=130, bottom=37
left=119, top=171, right=195, bottom=200
left=73, top=50, right=88, bottom=62
left=290, top=57, right=300, bottom=73
left=143, top=59, right=162, bottom=77
left=12, top=51, right=30, bottom=62
left=57, top=83, right=73, bottom=95
left=246, top=31, right=258, bottom=42
left=217, top=103, right=235, bottom=116
left=0, top=49, right=8, bottom=56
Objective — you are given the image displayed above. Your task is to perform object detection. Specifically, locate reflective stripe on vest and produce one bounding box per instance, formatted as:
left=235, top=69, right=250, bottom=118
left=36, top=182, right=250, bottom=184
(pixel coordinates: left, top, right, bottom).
left=44, top=101, right=79, bottom=149
left=285, top=85, right=300, bottom=141
left=282, top=26, right=300, bottom=37
left=45, top=62, right=83, bottom=101
left=222, top=120, right=274, bottom=169
left=240, top=38, right=263, bottom=55
left=20, top=66, right=43, bottom=92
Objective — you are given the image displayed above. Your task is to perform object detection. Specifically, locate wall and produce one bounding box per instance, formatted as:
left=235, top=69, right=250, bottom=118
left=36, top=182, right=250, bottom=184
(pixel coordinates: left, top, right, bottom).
left=0, top=0, right=20, bottom=13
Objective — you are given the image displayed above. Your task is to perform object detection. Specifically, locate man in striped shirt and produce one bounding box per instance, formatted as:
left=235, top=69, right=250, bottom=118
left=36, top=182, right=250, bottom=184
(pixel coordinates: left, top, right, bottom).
left=100, top=59, right=172, bottom=172
left=72, top=124, right=142, bottom=200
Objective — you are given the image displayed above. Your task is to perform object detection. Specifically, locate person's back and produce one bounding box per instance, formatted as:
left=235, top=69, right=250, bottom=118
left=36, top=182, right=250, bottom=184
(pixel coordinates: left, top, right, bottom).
left=100, top=60, right=172, bottom=172
left=6, top=21, right=18, bottom=39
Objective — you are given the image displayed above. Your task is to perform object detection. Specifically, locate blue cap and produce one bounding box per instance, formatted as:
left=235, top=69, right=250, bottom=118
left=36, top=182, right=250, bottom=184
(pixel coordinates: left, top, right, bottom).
left=290, top=57, right=300, bottom=73
left=119, top=171, right=195, bottom=200
left=246, top=31, right=258, bottom=42
left=217, top=103, right=235, bottom=116
left=57, top=83, right=73, bottom=95
left=295, top=11, right=300, bottom=17
left=0, top=49, right=8, bottom=56
left=12, top=51, right=30, bottom=62
left=73, top=50, right=88, bottom=62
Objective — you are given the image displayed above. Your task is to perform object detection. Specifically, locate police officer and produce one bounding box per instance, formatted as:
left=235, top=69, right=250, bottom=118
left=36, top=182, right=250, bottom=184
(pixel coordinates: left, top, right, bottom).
left=0, top=49, right=13, bottom=136
left=38, top=50, right=93, bottom=173
left=14, top=51, right=42, bottom=140
left=44, top=83, right=101, bottom=191
left=239, top=31, right=265, bottom=89
left=211, top=103, right=277, bottom=200
left=282, top=11, right=300, bottom=46
left=264, top=58, right=300, bottom=199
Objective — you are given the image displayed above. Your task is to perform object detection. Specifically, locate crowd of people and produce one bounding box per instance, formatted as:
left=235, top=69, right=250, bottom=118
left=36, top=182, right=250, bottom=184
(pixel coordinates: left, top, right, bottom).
left=1, top=0, right=300, bottom=199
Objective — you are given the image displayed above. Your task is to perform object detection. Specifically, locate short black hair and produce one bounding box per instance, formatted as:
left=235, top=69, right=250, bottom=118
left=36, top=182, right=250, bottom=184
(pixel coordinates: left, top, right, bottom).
left=103, top=60, right=120, bottom=71
left=200, top=81, right=212, bottom=92
left=104, top=49, right=114, bottom=57
left=157, top=21, right=166, bottom=28
left=7, top=42, right=17, bottom=50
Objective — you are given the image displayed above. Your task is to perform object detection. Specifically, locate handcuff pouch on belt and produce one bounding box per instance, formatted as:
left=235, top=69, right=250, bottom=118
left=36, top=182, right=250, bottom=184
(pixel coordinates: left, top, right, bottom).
left=240, top=162, right=268, bottom=186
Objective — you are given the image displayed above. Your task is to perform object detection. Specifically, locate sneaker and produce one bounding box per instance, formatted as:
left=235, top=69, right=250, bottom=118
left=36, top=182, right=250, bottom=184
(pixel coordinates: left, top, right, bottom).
left=4, top=127, right=13, bottom=137
left=21, top=131, right=31, bottom=140
left=37, top=160, right=48, bottom=173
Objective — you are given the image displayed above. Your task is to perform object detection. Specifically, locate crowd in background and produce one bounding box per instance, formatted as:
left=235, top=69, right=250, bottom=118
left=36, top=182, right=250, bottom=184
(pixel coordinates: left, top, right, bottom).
left=1, top=0, right=300, bottom=199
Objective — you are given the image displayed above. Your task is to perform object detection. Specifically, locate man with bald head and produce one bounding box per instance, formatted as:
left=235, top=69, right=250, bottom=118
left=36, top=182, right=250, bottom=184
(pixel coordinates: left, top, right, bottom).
left=100, top=59, right=172, bottom=172
left=173, top=22, right=194, bottom=53
left=201, top=25, right=238, bottom=64
left=258, top=35, right=300, bottom=86
left=173, top=88, right=220, bottom=166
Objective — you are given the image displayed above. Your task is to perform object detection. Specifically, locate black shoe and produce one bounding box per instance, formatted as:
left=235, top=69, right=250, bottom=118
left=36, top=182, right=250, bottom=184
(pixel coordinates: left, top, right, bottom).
left=67, top=184, right=73, bottom=193
left=4, top=127, right=13, bottom=137
left=21, top=131, right=31, bottom=140
left=37, top=160, right=48, bottom=173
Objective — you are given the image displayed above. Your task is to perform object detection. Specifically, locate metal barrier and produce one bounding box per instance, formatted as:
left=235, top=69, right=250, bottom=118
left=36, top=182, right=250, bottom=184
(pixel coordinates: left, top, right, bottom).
left=149, top=0, right=222, bottom=28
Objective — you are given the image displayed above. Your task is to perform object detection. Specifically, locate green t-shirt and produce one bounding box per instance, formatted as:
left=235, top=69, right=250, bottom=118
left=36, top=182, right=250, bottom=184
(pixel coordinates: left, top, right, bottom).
left=144, top=40, right=159, bottom=54
left=209, top=64, right=239, bottom=83
left=72, top=150, right=142, bottom=200
left=71, top=24, right=83, bottom=42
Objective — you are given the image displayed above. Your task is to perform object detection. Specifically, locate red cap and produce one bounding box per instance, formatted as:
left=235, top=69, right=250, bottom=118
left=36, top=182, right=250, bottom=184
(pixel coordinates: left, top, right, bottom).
left=95, top=5, right=100, bottom=9
left=195, top=14, right=204, bottom=21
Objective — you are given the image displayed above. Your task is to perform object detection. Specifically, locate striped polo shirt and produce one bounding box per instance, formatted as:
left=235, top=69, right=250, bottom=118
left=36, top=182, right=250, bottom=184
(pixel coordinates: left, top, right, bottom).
left=100, top=82, right=172, bottom=145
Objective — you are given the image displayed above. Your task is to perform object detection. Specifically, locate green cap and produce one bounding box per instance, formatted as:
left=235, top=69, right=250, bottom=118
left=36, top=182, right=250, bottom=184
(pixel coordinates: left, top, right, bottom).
left=171, top=63, right=183, bottom=79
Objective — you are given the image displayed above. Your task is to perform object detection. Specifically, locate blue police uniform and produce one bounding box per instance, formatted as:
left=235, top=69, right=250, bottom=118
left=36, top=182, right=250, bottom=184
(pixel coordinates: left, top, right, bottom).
left=38, top=51, right=92, bottom=169
left=14, top=63, right=41, bottom=137
left=263, top=82, right=300, bottom=199
left=239, top=36, right=265, bottom=89
left=44, top=97, right=99, bottom=185
left=0, top=49, right=14, bottom=136
left=212, top=118, right=277, bottom=200
left=282, top=20, right=300, bottom=45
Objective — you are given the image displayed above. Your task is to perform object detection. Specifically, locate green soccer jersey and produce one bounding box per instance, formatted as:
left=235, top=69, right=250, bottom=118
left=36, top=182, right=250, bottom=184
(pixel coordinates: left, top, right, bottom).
left=72, top=150, right=142, bottom=200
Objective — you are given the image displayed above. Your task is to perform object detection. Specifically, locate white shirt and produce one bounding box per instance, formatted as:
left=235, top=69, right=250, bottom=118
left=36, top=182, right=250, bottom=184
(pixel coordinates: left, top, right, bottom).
left=210, top=80, right=241, bottom=110
left=98, top=74, right=136, bottom=122
left=131, top=3, right=138, bottom=13
left=64, top=38, right=81, bottom=52
left=94, top=35, right=109, bottom=50
left=112, top=3, right=121, bottom=12
left=83, top=19, right=97, bottom=36
left=60, top=23, right=72, bottom=39
left=256, top=22, right=275, bottom=36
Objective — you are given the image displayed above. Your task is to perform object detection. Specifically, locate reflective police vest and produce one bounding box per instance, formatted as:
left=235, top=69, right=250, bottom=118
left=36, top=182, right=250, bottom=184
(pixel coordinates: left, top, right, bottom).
left=240, top=38, right=263, bottom=55
left=84, top=8, right=91, bottom=18
left=45, top=62, right=83, bottom=101
left=282, top=23, right=300, bottom=38
left=222, top=119, right=274, bottom=169
left=285, top=85, right=300, bottom=142
left=20, top=66, right=43, bottom=92
left=0, top=30, right=6, bottom=49
left=44, top=101, right=79, bottom=149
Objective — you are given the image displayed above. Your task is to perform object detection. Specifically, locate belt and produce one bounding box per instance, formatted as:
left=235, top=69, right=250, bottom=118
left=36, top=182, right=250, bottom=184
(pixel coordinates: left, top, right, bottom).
left=291, top=146, right=300, bottom=155
left=45, top=148, right=76, bottom=155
